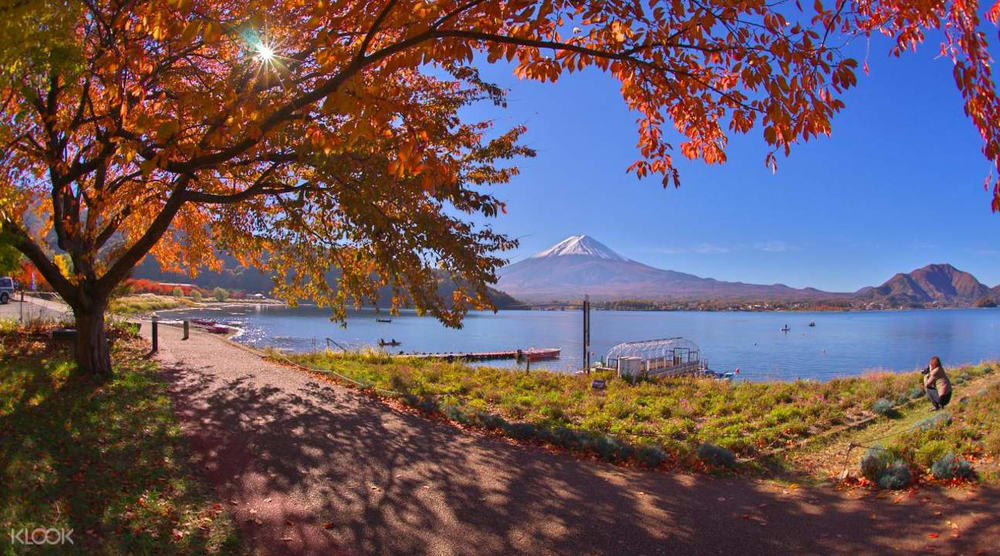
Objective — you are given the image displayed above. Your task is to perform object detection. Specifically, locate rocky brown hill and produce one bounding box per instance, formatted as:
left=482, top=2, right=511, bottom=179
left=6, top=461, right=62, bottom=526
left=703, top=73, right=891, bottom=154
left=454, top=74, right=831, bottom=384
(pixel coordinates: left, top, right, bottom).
left=855, top=263, right=993, bottom=307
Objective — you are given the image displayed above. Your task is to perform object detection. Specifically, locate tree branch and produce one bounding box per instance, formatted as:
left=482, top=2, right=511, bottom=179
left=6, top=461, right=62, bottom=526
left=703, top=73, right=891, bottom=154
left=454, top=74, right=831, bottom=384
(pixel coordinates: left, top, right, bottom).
left=0, top=221, right=77, bottom=303
left=97, top=175, right=192, bottom=296
left=358, top=0, right=399, bottom=57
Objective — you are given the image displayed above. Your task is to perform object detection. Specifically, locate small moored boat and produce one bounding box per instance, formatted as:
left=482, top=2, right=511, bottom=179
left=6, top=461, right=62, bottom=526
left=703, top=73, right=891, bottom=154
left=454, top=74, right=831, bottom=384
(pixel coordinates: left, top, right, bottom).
left=521, top=348, right=560, bottom=362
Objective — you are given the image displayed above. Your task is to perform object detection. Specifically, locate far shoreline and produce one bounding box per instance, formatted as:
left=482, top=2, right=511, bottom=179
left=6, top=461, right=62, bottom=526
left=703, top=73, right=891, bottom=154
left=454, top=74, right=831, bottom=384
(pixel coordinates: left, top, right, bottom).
left=155, top=301, right=1000, bottom=316
left=152, top=299, right=287, bottom=314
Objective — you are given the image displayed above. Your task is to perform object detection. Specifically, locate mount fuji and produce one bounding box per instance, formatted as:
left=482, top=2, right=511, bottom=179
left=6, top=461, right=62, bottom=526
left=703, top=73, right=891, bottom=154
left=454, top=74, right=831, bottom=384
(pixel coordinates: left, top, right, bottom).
left=496, top=235, right=842, bottom=302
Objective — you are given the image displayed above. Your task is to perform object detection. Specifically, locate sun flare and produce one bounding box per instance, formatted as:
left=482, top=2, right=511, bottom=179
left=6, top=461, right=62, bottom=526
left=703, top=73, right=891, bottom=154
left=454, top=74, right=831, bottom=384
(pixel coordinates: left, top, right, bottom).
left=255, top=42, right=275, bottom=62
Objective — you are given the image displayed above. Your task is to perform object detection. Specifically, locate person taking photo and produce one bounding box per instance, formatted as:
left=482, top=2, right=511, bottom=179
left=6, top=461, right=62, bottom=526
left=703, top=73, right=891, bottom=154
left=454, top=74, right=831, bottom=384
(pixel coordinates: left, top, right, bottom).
left=923, top=356, right=952, bottom=410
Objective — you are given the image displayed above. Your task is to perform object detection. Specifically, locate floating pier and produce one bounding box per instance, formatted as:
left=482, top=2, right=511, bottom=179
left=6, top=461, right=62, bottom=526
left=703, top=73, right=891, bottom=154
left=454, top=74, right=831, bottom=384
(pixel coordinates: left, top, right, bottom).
left=398, top=348, right=560, bottom=362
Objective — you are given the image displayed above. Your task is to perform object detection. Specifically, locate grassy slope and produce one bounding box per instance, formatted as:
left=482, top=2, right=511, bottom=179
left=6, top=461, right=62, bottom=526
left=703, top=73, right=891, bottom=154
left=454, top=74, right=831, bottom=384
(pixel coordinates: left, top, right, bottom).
left=108, top=294, right=196, bottom=316
left=793, top=370, right=1000, bottom=482
left=0, top=322, right=238, bottom=554
left=286, top=351, right=999, bottom=476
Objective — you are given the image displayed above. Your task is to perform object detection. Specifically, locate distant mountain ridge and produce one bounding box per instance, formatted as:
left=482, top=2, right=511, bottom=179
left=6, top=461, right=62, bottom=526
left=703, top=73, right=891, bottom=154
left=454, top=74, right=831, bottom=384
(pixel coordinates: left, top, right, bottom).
left=136, top=235, right=1000, bottom=310
left=133, top=257, right=521, bottom=309
left=855, top=263, right=994, bottom=307
left=497, top=235, right=849, bottom=302
left=497, top=235, right=1000, bottom=308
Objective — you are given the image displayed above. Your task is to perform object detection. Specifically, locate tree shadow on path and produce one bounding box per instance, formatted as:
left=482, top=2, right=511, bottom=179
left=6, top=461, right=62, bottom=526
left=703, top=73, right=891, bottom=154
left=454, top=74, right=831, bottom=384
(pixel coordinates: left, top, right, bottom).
left=159, top=351, right=1000, bottom=555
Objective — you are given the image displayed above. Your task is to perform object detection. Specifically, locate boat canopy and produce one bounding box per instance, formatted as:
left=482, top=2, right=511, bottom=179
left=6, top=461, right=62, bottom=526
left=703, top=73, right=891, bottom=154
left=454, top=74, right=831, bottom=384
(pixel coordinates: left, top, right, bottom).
left=605, top=337, right=700, bottom=366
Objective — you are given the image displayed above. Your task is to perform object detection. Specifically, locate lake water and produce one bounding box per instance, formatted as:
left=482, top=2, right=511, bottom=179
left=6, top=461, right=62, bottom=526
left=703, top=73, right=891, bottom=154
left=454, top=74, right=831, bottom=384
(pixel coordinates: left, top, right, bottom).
left=159, top=305, right=1000, bottom=381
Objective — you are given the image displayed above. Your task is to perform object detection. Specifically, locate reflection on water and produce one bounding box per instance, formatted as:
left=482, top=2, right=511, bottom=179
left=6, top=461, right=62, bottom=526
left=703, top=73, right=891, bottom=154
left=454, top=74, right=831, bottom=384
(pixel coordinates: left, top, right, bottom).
left=160, top=305, right=1000, bottom=381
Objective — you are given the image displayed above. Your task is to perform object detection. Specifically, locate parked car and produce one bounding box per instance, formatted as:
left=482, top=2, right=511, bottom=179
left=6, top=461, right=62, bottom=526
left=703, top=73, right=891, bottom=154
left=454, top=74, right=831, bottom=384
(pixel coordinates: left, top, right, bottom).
left=0, top=276, right=15, bottom=304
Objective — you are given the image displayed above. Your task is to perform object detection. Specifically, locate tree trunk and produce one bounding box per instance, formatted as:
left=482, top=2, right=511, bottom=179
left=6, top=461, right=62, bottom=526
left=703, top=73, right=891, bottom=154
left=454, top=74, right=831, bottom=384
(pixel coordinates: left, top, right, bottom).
left=73, top=303, right=112, bottom=378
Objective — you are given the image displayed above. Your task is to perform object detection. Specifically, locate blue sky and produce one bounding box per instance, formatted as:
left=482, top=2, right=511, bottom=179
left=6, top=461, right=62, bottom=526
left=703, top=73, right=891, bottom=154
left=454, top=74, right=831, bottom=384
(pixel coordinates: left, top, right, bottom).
left=458, top=34, right=1000, bottom=292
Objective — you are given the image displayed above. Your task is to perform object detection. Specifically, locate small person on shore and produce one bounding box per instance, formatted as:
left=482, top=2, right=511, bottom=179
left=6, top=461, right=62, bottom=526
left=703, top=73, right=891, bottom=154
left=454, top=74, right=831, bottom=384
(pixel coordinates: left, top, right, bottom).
left=923, top=356, right=952, bottom=410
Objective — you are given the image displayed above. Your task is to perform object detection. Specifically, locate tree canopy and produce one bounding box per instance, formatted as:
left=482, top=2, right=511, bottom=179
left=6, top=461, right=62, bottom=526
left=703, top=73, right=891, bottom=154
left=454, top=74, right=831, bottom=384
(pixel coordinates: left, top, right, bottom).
left=1, top=0, right=999, bottom=374
left=0, top=240, right=20, bottom=275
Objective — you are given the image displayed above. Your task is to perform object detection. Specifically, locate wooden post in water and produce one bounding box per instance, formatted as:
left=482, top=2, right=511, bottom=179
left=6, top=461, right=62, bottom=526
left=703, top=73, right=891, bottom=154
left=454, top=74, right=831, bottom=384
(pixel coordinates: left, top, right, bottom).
left=151, top=317, right=159, bottom=353
left=182, top=320, right=189, bottom=340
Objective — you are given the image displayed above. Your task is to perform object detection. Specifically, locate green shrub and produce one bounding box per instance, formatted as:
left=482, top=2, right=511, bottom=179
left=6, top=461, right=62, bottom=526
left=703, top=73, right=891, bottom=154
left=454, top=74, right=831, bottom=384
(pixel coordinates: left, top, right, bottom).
left=213, top=287, right=228, bottom=302
left=872, top=399, right=894, bottom=416
left=588, top=435, right=631, bottom=462
left=441, top=403, right=465, bottom=422
left=860, top=447, right=889, bottom=481
left=916, top=411, right=952, bottom=431
left=697, top=443, right=736, bottom=468
left=895, top=394, right=909, bottom=406
left=636, top=445, right=668, bottom=467
left=473, top=411, right=507, bottom=430
left=190, top=289, right=203, bottom=301
left=109, top=320, right=141, bottom=337
left=172, top=286, right=184, bottom=297
left=552, top=427, right=578, bottom=449
left=877, top=461, right=912, bottom=489
left=930, top=453, right=975, bottom=480
left=909, top=387, right=925, bottom=399
left=915, top=440, right=951, bottom=468
left=503, top=422, right=538, bottom=440
left=414, top=396, right=439, bottom=414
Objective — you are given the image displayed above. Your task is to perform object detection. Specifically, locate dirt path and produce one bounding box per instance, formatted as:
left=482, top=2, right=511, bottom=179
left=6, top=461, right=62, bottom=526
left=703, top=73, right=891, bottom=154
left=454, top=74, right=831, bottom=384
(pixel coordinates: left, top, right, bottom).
left=143, top=323, right=1000, bottom=555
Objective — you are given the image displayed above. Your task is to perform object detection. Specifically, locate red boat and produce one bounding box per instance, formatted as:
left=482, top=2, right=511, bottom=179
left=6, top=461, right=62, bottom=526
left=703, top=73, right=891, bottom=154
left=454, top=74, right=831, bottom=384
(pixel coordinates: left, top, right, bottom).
left=523, top=348, right=560, bottom=362
left=192, top=318, right=216, bottom=326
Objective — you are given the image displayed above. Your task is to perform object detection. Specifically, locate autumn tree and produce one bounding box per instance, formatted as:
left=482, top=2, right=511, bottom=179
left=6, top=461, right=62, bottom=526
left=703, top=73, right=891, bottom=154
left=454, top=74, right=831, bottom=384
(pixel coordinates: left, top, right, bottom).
left=1, top=0, right=999, bottom=376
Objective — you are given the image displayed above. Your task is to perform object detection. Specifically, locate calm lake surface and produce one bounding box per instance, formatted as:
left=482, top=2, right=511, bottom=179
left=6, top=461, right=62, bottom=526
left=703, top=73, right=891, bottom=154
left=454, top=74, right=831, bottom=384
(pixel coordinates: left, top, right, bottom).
left=162, top=305, right=1000, bottom=380
left=160, top=305, right=1000, bottom=381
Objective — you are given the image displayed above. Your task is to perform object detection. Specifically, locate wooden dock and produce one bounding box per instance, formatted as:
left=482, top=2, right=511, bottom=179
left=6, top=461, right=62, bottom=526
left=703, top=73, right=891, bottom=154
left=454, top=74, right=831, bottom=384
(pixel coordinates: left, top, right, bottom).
left=396, top=348, right=560, bottom=362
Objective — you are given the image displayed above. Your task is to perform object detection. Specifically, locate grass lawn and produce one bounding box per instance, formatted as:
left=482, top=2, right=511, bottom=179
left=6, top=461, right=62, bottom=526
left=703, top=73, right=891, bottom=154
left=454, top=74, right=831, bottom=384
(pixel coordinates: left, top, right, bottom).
left=287, top=350, right=999, bottom=476
left=0, top=321, right=238, bottom=554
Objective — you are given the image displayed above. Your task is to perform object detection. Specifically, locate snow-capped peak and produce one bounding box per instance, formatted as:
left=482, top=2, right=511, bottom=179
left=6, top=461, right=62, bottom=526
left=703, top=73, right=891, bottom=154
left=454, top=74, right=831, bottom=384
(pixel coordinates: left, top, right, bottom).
left=530, top=235, right=629, bottom=261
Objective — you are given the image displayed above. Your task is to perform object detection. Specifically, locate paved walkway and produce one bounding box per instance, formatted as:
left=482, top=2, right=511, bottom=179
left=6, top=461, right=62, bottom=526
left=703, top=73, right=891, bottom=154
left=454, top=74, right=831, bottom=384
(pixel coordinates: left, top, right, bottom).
left=143, top=323, right=1000, bottom=555
left=0, top=294, right=71, bottom=323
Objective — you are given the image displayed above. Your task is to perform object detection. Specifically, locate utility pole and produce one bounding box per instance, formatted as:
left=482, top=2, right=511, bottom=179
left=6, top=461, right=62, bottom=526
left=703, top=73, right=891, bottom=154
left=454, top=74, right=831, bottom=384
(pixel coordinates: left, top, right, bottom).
left=582, top=294, right=591, bottom=374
